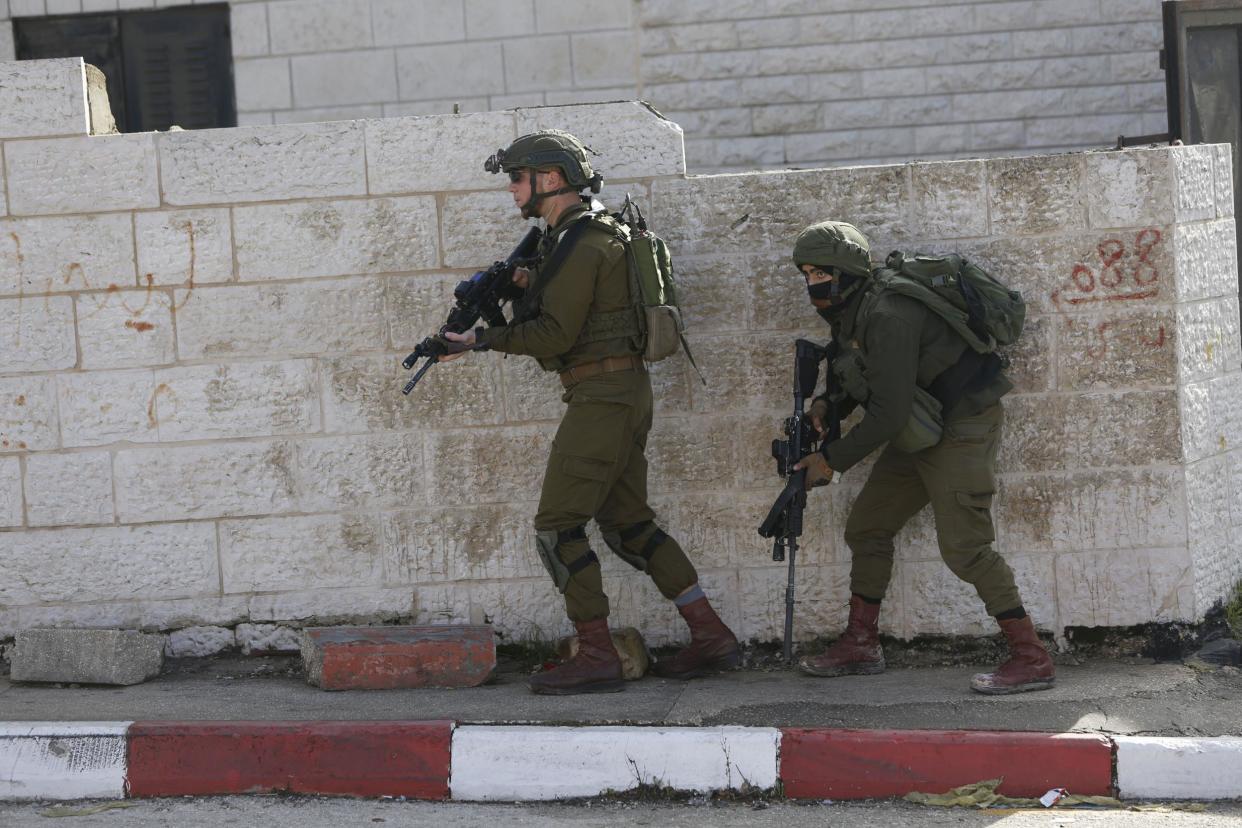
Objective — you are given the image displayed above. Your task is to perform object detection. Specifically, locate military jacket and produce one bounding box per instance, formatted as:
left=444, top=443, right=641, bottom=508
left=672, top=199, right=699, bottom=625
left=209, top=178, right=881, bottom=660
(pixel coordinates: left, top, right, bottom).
left=818, top=284, right=1012, bottom=473
left=476, top=202, right=639, bottom=372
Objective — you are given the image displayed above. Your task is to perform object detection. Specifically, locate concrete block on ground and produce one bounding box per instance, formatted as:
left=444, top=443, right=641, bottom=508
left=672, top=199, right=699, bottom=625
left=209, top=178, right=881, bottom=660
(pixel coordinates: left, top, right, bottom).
left=237, top=623, right=302, bottom=655
left=10, top=629, right=164, bottom=685
left=301, top=624, right=496, bottom=690
left=165, top=625, right=236, bottom=658
left=555, top=625, right=648, bottom=680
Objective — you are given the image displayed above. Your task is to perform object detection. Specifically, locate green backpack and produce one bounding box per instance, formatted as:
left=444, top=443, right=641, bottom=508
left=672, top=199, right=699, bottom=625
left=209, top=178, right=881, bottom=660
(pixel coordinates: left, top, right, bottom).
left=844, top=251, right=1024, bottom=454
left=586, top=196, right=703, bottom=380
left=866, top=251, right=1026, bottom=354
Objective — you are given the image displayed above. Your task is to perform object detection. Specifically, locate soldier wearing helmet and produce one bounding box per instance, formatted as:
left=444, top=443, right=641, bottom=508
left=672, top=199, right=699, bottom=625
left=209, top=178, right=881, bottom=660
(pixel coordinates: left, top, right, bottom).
left=441, top=130, right=739, bottom=695
left=790, top=220, right=1055, bottom=696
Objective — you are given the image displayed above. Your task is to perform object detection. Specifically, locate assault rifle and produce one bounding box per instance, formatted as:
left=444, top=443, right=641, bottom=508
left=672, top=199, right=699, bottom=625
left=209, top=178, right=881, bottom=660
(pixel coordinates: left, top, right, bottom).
left=758, top=338, right=840, bottom=662
left=401, top=227, right=542, bottom=395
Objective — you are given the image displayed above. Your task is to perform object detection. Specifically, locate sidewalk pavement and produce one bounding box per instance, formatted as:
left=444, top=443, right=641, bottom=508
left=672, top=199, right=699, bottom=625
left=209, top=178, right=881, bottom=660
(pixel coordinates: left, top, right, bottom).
left=1, top=655, right=1240, bottom=803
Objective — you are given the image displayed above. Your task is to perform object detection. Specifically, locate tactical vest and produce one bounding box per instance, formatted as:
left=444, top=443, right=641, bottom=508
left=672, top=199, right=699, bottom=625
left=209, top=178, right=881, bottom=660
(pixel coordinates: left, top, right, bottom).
left=513, top=211, right=644, bottom=372
left=830, top=281, right=968, bottom=455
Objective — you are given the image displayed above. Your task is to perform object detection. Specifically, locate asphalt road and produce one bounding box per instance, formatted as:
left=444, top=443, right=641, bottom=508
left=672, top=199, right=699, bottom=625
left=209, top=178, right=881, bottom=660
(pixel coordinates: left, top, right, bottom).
left=1, top=797, right=1240, bottom=827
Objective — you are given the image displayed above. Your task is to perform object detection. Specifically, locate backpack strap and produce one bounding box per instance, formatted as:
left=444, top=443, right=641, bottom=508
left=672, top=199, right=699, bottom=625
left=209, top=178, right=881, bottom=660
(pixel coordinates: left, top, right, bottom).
left=516, top=213, right=594, bottom=316
left=870, top=271, right=995, bottom=353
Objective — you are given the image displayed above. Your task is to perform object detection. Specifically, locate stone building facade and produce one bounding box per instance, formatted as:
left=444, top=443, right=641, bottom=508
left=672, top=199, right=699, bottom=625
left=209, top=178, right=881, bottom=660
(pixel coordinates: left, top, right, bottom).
left=0, top=0, right=1167, bottom=172
left=1, top=58, right=1237, bottom=647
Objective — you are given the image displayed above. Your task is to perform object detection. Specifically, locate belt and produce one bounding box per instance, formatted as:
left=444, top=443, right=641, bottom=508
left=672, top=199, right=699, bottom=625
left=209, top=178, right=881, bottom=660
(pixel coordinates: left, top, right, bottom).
left=559, top=354, right=645, bottom=388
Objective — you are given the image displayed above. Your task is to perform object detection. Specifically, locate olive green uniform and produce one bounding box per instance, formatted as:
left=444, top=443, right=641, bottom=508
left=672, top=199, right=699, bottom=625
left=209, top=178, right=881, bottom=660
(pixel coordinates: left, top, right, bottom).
left=818, top=286, right=1022, bottom=616
left=477, top=203, right=699, bottom=621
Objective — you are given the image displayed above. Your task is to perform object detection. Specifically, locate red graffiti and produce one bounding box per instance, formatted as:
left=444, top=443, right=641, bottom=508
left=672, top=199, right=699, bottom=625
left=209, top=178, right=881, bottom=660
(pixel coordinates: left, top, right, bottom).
left=1053, top=229, right=1163, bottom=308
left=1140, top=324, right=1167, bottom=349
left=1068, top=318, right=1168, bottom=361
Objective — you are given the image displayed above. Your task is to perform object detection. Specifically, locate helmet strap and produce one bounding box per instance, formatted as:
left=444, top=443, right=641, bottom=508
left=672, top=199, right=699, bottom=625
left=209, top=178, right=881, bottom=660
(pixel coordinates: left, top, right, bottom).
left=520, top=168, right=578, bottom=218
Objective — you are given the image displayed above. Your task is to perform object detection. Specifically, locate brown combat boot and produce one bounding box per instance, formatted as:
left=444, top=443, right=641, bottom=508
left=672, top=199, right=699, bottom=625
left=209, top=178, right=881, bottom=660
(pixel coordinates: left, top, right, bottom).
left=799, top=595, right=885, bottom=677
left=529, top=618, right=624, bottom=695
left=651, top=596, right=741, bottom=679
left=970, top=615, right=1056, bottom=695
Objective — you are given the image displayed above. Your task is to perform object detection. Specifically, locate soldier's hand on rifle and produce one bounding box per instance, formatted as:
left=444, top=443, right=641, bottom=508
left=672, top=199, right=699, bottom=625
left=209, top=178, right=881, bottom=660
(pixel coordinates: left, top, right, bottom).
left=794, top=451, right=833, bottom=489
left=437, top=329, right=477, bottom=362
left=809, top=398, right=829, bottom=437
left=513, top=267, right=531, bottom=290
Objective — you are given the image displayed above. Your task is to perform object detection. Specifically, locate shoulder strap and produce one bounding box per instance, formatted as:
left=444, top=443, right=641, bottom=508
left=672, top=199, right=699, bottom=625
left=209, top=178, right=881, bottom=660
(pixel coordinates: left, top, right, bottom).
left=841, top=279, right=885, bottom=345
left=521, top=213, right=595, bottom=309
left=867, top=271, right=994, bottom=353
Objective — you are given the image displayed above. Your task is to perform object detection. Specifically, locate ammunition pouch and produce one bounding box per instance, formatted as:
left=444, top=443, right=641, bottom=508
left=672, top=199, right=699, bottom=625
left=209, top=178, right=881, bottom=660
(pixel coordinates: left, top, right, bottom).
left=832, top=349, right=870, bottom=404
left=535, top=525, right=597, bottom=593
left=641, top=305, right=684, bottom=362
left=833, top=343, right=944, bottom=454
left=890, top=385, right=944, bottom=454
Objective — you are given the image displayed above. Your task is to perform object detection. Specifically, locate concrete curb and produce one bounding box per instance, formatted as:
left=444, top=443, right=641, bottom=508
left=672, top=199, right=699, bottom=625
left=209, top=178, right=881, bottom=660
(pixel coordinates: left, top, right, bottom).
left=0, top=723, right=130, bottom=801
left=2, top=722, right=1240, bottom=802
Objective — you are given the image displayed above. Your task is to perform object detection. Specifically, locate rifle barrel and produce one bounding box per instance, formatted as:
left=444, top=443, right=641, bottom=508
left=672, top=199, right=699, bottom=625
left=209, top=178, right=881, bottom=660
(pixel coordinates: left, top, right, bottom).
left=783, top=535, right=798, bottom=663
left=401, top=357, right=436, bottom=395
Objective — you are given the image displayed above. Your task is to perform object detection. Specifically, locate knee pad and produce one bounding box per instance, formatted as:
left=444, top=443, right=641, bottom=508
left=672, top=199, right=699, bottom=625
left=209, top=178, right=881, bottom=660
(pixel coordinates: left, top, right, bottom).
left=602, top=521, right=668, bottom=572
left=535, top=525, right=598, bottom=593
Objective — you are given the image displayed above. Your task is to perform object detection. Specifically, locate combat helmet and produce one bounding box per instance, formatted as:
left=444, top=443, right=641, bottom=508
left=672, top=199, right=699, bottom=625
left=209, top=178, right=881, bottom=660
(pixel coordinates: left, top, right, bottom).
left=792, top=220, right=874, bottom=304
left=485, top=129, right=603, bottom=198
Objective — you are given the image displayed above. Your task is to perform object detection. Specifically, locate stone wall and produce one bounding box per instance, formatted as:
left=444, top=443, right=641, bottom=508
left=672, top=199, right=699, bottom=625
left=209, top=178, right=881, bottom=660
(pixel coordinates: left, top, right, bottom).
left=1, top=0, right=1167, bottom=172
left=1, top=58, right=1238, bottom=647
left=641, top=0, right=1168, bottom=172
left=0, top=0, right=641, bottom=125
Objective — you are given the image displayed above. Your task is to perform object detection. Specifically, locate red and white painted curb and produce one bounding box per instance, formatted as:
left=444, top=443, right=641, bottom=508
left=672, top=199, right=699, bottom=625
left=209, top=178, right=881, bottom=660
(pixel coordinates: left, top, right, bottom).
left=0, top=723, right=129, bottom=801
left=2, top=722, right=1240, bottom=802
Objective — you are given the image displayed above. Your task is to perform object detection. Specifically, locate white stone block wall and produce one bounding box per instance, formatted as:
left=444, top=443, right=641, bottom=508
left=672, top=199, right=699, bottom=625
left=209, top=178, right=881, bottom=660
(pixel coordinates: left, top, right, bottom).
left=0, top=58, right=1237, bottom=647
left=641, top=0, right=1167, bottom=172
left=0, top=0, right=640, bottom=123
left=1, top=1, right=1165, bottom=173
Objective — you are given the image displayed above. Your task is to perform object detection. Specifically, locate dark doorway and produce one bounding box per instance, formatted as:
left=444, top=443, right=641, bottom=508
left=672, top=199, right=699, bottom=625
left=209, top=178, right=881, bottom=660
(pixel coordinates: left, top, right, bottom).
left=1164, top=2, right=1242, bottom=256
left=13, top=4, right=236, bottom=133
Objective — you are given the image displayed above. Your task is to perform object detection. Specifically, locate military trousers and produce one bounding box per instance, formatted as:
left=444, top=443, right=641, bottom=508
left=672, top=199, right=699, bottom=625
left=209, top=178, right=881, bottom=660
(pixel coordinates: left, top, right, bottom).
left=843, top=402, right=1022, bottom=616
left=534, top=367, right=699, bottom=622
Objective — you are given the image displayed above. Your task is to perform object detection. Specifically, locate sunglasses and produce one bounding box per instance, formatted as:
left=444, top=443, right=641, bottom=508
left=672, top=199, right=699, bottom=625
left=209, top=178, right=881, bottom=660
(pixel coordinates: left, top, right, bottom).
left=507, top=169, right=525, bottom=182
